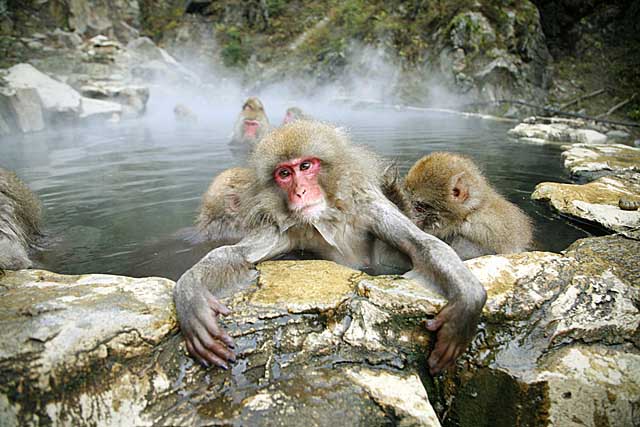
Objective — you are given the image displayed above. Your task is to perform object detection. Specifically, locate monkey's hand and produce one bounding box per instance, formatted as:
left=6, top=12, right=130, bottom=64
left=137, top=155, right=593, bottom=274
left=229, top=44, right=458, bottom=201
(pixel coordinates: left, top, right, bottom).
left=175, top=279, right=237, bottom=369
left=425, top=295, right=483, bottom=374
left=174, top=228, right=291, bottom=369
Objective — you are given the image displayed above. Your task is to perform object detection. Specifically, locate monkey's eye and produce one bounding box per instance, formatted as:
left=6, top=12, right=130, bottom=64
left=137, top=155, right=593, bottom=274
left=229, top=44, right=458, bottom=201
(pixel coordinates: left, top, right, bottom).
left=413, top=202, right=430, bottom=213
left=277, top=169, right=291, bottom=179
left=300, top=161, right=311, bottom=171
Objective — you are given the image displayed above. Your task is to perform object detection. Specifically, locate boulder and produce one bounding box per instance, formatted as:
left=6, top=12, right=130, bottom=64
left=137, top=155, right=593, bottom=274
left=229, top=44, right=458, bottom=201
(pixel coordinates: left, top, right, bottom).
left=508, top=122, right=608, bottom=145
left=79, top=96, right=122, bottom=120
left=0, top=86, right=45, bottom=133
left=443, top=236, right=640, bottom=427
left=0, top=262, right=442, bottom=426
left=562, top=143, right=640, bottom=179
left=531, top=172, right=640, bottom=238
left=1, top=235, right=638, bottom=426
left=4, top=63, right=81, bottom=123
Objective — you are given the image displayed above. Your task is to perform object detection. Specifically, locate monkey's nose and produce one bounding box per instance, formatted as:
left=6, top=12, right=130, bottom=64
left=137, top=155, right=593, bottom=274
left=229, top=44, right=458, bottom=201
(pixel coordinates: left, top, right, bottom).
left=296, top=188, right=306, bottom=198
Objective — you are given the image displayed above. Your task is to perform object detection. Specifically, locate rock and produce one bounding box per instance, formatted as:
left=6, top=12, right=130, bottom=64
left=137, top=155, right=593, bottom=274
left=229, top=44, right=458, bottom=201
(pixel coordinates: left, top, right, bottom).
left=4, top=63, right=81, bottom=122
left=444, top=235, right=640, bottom=427
left=51, top=28, right=83, bottom=49
left=606, top=129, right=631, bottom=141
left=0, top=167, right=43, bottom=269
left=0, top=262, right=441, bottom=426
left=0, top=86, right=45, bottom=133
left=531, top=172, right=640, bottom=238
left=562, top=143, right=640, bottom=178
left=508, top=122, right=608, bottom=144
left=79, top=96, right=122, bottom=120
left=80, top=82, right=148, bottom=117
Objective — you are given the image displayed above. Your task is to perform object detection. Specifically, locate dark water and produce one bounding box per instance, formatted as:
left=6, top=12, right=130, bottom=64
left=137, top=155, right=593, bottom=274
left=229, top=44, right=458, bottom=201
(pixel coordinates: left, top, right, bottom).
left=0, top=107, right=597, bottom=280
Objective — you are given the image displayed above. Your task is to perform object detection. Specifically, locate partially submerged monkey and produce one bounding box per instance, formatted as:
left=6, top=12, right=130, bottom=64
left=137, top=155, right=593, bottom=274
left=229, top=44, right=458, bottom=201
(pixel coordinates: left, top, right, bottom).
left=404, top=152, right=533, bottom=260
left=229, top=96, right=271, bottom=147
left=0, top=167, right=43, bottom=269
left=196, top=167, right=253, bottom=244
left=282, top=107, right=310, bottom=125
left=176, top=120, right=486, bottom=374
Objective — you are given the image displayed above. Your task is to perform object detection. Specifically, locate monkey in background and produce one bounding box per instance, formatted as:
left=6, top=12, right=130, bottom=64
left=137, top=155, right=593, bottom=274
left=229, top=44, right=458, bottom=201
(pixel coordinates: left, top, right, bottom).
left=0, top=167, right=43, bottom=270
left=174, top=103, right=198, bottom=123
left=229, top=96, right=271, bottom=147
left=404, top=152, right=533, bottom=260
left=282, top=107, right=310, bottom=125
left=196, top=167, right=254, bottom=244
left=175, top=120, right=486, bottom=374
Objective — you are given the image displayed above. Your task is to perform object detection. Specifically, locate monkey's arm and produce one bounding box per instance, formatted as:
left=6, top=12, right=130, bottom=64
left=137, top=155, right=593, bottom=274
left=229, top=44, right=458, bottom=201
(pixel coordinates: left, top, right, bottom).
left=368, top=194, right=486, bottom=374
left=174, top=227, right=291, bottom=368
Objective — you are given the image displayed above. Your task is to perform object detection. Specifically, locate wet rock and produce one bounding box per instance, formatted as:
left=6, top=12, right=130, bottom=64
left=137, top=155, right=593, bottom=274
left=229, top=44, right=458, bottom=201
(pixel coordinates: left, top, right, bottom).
left=80, top=82, right=149, bottom=117
left=0, top=86, right=45, bottom=133
left=0, top=262, right=441, bottom=426
left=444, top=235, right=640, bottom=427
left=606, top=129, right=631, bottom=141
left=4, top=63, right=81, bottom=123
left=508, top=122, right=608, bottom=145
left=562, top=143, right=640, bottom=179
left=79, top=96, right=122, bottom=120
left=0, top=167, right=43, bottom=269
left=51, top=28, right=83, bottom=49
left=531, top=172, right=640, bottom=238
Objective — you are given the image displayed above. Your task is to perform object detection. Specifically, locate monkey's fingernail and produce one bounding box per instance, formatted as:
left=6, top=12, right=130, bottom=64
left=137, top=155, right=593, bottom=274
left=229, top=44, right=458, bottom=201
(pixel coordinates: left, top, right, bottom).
left=219, top=363, right=229, bottom=370
left=202, top=360, right=210, bottom=368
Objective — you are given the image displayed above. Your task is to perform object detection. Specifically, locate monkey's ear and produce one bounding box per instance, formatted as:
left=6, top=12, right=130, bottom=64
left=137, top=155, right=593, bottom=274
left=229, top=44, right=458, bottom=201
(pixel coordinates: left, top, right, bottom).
left=224, top=194, right=242, bottom=212
left=450, top=172, right=470, bottom=203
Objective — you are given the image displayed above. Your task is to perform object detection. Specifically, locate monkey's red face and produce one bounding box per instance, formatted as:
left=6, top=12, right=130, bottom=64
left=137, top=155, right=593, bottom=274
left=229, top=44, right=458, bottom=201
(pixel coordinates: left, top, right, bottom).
left=274, top=157, right=325, bottom=217
left=243, top=120, right=260, bottom=138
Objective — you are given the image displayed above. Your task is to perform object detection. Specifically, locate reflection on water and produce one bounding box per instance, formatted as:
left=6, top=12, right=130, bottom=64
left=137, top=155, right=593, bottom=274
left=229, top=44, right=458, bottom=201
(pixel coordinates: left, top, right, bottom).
left=0, top=108, right=598, bottom=279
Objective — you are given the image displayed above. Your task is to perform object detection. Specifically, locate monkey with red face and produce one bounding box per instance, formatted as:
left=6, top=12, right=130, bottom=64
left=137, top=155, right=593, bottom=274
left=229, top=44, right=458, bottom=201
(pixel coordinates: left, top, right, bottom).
left=281, top=107, right=310, bottom=125
left=230, top=96, right=271, bottom=147
left=174, top=120, right=486, bottom=374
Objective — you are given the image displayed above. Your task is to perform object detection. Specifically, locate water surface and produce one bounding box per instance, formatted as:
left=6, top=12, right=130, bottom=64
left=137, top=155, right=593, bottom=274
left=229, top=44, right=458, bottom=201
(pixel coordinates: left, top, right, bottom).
left=0, top=107, right=597, bottom=279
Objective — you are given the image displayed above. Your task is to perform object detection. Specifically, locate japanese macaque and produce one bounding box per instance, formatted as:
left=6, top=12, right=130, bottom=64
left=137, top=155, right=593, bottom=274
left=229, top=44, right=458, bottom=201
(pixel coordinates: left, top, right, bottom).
left=230, top=96, right=271, bottom=146
left=404, top=152, right=533, bottom=260
left=196, top=167, right=254, bottom=244
left=0, top=167, right=42, bottom=269
left=282, top=107, right=310, bottom=125
left=174, top=103, right=198, bottom=123
left=174, top=120, right=486, bottom=374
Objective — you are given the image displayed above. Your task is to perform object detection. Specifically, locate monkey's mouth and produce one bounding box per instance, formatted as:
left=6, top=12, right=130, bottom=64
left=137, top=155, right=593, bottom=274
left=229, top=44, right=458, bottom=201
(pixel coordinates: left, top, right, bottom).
left=244, top=120, right=260, bottom=137
left=291, top=200, right=327, bottom=218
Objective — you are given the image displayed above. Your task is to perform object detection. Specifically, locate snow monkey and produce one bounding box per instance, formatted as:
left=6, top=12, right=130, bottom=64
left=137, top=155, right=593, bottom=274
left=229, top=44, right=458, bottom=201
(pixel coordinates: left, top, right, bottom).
left=229, top=96, right=271, bottom=146
left=196, top=167, right=253, bottom=244
left=282, top=106, right=310, bottom=125
left=0, top=167, right=42, bottom=270
left=174, top=120, right=486, bottom=374
left=404, top=152, right=533, bottom=260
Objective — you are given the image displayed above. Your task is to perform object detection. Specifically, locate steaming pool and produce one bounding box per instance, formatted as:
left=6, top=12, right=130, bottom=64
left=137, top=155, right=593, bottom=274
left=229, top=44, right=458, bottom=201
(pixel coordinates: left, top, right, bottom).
left=0, top=106, right=599, bottom=280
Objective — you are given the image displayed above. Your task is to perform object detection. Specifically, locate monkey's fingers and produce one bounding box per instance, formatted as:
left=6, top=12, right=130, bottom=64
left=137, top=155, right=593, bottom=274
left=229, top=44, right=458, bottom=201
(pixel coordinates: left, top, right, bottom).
left=192, top=335, right=230, bottom=370
left=428, top=339, right=461, bottom=375
left=206, top=294, right=232, bottom=316
left=425, top=317, right=443, bottom=332
left=194, top=324, right=236, bottom=363
left=202, top=315, right=236, bottom=349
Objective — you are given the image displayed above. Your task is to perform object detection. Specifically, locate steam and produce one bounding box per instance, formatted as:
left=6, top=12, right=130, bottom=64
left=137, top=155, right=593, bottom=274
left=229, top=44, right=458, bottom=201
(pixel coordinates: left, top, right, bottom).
left=139, top=33, right=473, bottom=132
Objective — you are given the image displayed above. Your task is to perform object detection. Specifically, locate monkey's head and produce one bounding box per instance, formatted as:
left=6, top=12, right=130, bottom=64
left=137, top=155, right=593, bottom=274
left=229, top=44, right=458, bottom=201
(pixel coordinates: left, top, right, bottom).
left=241, top=97, right=268, bottom=140
left=282, top=107, right=306, bottom=125
left=248, top=120, right=381, bottom=225
left=405, top=152, right=486, bottom=226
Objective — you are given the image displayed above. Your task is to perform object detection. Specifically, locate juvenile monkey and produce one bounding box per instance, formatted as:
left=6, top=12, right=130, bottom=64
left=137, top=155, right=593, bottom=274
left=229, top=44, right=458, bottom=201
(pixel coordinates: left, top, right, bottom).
left=0, top=167, right=43, bottom=269
left=404, top=152, right=533, bottom=260
left=174, top=103, right=198, bottom=123
left=282, top=107, right=310, bottom=125
left=175, top=120, right=486, bottom=374
left=230, top=96, right=271, bottom=146
left=196, top=167, right=254, bottom=244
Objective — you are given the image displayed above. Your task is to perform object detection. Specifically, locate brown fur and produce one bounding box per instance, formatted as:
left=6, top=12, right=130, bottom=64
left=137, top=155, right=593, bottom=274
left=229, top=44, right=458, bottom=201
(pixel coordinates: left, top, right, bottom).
left=404, top=152, right=533, bottom=258
left=196, top=167, right=255, bottom=243
left=229, top=96, right=271, bottom=146
left=0, top=167, right=43, bottom=269
left=282, top=107, right=310, bottom=124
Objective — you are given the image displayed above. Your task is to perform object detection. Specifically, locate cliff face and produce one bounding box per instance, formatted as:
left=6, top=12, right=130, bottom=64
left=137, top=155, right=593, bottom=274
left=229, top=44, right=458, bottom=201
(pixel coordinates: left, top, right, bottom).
left=0, top=1, right=551, bottom=112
